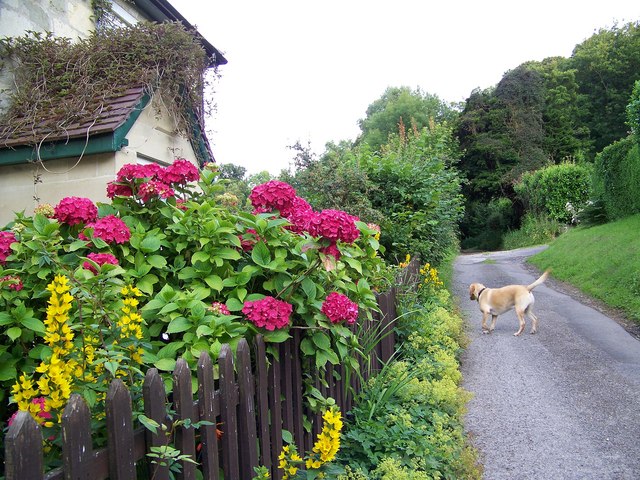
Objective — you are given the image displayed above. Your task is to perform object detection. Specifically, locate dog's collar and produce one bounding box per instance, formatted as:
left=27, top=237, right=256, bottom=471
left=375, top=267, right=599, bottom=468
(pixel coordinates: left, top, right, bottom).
left=476, top=287, right=487, bottom=302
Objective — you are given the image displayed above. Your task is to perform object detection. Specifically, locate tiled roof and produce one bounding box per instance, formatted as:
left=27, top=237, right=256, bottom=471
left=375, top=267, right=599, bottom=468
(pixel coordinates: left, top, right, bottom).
left=0, top=86, right=147, bottom=149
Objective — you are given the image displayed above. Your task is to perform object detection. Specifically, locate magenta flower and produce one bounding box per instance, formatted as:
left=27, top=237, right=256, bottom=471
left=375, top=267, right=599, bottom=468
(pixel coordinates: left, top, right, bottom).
left=0, top=275, right=23, bottom=291
left=106, top=181, right=133, bottom=199
left=138, top=181, right=175, bottom=202
left=0, top=231, right=17, bottom=265
left=321, top=292, right=359, bottom=325
left=249, top=181, right=297, bottom=214
left=283, top=196, right=318, bottom=233
left=210, top=302, right=231, bottom=316
left=240, top=229, right=260, bottom=252
left=83, top=252, right=119, bottom=274
left=242, top=296, right=293, bottom=331
left=308, top=209, right=360, bottom=244
left=8, top=397, right=52, bottom=426
left=157, top=159, right=199, bottom=185
left=54, top=197, right=98, bottom=226
left=116, top=163, right=161, bottom=182
left=320, top=242, right=341, bottom=260
left=82, top=215, right=131, bottom=244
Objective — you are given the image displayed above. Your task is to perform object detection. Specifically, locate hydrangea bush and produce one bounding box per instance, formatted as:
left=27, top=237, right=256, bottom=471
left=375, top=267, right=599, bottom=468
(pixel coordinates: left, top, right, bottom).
left=0, top=160, right=393, bottom=443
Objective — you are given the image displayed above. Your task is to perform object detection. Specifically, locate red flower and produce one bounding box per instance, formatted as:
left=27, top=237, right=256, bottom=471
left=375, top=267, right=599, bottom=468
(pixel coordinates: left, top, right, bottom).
left=54, top=197, right=98, bottom=226
left=320, top=242, right=341, bottom=260
left=157, top=159, right=199, bottom=185
left=81, top=215, right=131, bottom=244
left=83, top=252, right=119, bottom=274
left=308, top=209, right=360, bottom=244
left=116, top=163, right=161, bottom=182
left=240, top=229, right=260, bottom=252
left=242, top=296, right=293, bottom=331
left=209, top=302, right=231, bottom=316
left=106, top=181, right=133, bottom=198
left=249, top=181, right=297, bottom=214
left=138, top=181, right=175, bottom=202
left=0, top=231, right=17, bottom=265
left=0, top=275, right=23, bottom=291
left=321, top=292, right=359, bottom=325
left=283, top=196, right=318, bottom=233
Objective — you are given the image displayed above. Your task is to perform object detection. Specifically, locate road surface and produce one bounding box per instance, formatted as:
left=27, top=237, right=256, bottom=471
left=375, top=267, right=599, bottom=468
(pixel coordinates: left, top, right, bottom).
left=453, top=246, right=640, bottom=479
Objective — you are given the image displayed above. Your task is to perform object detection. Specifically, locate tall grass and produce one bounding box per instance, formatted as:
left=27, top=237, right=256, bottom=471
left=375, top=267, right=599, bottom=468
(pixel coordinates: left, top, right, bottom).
left=502, top=214, right=563, bottom=250
left=529, top=214, right=640, bottom=321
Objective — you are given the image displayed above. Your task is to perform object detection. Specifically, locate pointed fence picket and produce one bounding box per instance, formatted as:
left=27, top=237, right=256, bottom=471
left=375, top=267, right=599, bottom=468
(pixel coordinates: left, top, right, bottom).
left=3, top=258, right=420, bottom=480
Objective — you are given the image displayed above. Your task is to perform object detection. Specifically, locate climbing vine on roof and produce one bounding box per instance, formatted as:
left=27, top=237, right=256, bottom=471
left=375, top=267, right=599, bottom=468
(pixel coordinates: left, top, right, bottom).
left=0, top=21, right=216, bottom=147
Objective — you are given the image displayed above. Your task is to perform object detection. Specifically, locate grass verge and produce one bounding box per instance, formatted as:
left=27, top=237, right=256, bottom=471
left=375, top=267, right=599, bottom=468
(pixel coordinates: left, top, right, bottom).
left=529, top=214, right=640, bottom=322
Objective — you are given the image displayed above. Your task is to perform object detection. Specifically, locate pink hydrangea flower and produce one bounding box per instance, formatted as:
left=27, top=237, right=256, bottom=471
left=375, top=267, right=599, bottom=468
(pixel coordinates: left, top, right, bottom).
left=138, top=181, right=175, bottom=202
left=321, top=292, right=359, bottom=325
left=157, top=159, right=199, bottom=185
left=7, top=397, right=52, bottom=426
left=0, top=231, right=17, bottom=265
left=210, top=302, right=231, bottom=316
left=0, top=275, right=23, bottom=291
left=116, top=163, right=162, bottom=182
left=54, top=197, right=98, bottom=226
left=81, top=215, right=131, bottom=244
left=249, top=180, right=297, bottom=214
left=320, top=242, right=341, bottom=260
left=83, top=252, right=119, bottom=274
left=283, top=196, right=318, bottom=233
left=308, top=209, right=360, bottom=244
left=242, top=296, right=293, bottom=331
left=106, top=181, right=133, bottom=198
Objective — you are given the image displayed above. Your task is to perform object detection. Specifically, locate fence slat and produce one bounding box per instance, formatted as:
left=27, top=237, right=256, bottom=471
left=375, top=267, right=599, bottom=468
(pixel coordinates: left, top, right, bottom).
left=197, top=352, right=220, bottom=480
left=5, top=411, right=43, bottom=480
left=237, top=339, right=259, bottom=478
left=268, top=350, right=283, bottom=480
left=174, top=358, right=197, bottom=480
left=143, top=368, right=170, bottom=480
left=290, top=330, right=305, bottom=454
left=62, top=394, right=94, bottom=480
left=106, top=379, right=135, bottom=480
left=280, top=341, right=294, bottom=438
left=219, top=344, right=240, bottom=479
left=254, top=335, right=272, bottom=470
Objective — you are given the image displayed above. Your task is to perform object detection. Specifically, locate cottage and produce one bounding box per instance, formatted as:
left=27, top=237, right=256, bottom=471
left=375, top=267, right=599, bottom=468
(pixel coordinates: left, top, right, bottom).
left=0, top=0, right=226, bottom=226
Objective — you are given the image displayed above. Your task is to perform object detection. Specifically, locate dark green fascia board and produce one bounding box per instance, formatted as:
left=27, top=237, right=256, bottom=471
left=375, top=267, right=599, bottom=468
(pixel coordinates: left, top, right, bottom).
left=0, top=94, right=150, bottom=166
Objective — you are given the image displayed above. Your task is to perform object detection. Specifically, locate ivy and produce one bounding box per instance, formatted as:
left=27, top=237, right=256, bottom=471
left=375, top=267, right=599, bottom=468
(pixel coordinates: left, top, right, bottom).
left=0, top=22, right=215, bottom=150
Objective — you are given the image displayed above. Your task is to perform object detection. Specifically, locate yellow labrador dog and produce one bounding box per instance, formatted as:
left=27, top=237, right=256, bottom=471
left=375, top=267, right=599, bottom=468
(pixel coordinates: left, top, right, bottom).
left=469, top=270, right=550, bottom=336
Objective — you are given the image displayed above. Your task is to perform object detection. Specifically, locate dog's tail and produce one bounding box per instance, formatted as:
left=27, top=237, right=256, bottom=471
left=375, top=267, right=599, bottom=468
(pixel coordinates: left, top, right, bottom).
left=526, top=269, right=551, bottom=291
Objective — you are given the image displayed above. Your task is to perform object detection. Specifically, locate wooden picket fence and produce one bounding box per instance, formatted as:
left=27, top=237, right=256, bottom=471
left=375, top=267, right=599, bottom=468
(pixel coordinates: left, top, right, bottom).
left=4, top=260, right=421, bottom=480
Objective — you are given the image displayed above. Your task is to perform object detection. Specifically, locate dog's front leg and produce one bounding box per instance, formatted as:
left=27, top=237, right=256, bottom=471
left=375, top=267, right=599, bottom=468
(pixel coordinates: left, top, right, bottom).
left=489, top=315, right=497, bottom=332
left=481, top=311, right=491, bottom=334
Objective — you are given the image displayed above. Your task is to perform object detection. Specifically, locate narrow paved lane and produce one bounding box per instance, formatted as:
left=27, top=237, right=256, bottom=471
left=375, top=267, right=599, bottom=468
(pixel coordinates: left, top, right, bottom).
left=453, top=247, right=640, bottom=479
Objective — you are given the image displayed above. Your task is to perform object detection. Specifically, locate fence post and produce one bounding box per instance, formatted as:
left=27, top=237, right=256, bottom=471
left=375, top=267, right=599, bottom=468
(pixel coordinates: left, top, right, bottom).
left=236, top=339, right=259, bottom=478
left=106, top=379, right=135, bottom=479
left=5, top=411, right=43, bottom=480
left=62, top=393, right=93, bottom=479
left=197, top=351, right=220, bottom=480
left=219, top=344, right=240, bottom=478
left=143, top=368, right=170, bottom=480
left=173, top=358, right=196, bottom=480
left=253, top=335, right=272, bottom=471
left=268, top=349, right=283, bottom=480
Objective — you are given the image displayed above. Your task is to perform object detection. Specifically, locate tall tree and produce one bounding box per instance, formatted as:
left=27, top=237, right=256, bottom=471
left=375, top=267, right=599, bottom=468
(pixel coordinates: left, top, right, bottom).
left=570, top=21, right=640, bottom=154
left=357, top=86, right=458, bottom=152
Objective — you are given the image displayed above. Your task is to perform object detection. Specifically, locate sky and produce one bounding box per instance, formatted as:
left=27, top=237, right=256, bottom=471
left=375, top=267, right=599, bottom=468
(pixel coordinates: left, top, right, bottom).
left=171, top=1, right=639, bottom=175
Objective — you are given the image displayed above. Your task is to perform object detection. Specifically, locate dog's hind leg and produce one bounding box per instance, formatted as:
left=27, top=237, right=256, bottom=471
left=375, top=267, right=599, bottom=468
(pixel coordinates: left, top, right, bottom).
left=489, top=314, right=497, bottom=332
left=527, top=307, right=538, bottom=334
left=514, top=309, right=526, bottom=336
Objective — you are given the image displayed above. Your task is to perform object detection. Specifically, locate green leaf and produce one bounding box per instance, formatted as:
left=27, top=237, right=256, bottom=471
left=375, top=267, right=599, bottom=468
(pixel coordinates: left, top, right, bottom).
left=300, top=338, right=315, bottom=355
left=301, top=277, right=317, bottom=300
left=166, top=317, right=191, bottom=334
left=282, top=429, right=294, bottom=445
left=263, top=329, right=291, bottom=343
left=0, top=312, right=14, bottom=326
left=312, top=331, right=331, bottom=350
left=21, top=317, right=46, bottom=334
left=68, top=239, right=88, bottom=252
left=0, top=361, right=17, bottom=381
left=154, top=358, right=176, bottom=372
left=104, top=361, right=119, bottom=377
left=226, top=298, right=244, bottom=312
left=6, top=327, right=21, bottom=341
left=204, top=275, right=223, bottom=291
left=196, top=325, right=214, bottom=337
left=32, top=214, right=49, bottom=234
left=140, top=236, right=162, bottom=253
left=137, top=274, right=159, bottom=295
left=192, top=251, right=211, bottom=264
left=343, top=256, right=363, bottom=274
left=216, top=247, right=241, bottom=260
left=138, top=414, right=160, bottom=434
left=157, top=342, right=185, bottom=359
left=147, top=255, right=167, bottom=268
left=251, top=242, right=271, bottom=267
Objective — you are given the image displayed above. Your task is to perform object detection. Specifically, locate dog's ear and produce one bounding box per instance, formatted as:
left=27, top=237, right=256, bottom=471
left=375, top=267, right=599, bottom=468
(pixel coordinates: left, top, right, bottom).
left=469, top=284, right=477, bottom=300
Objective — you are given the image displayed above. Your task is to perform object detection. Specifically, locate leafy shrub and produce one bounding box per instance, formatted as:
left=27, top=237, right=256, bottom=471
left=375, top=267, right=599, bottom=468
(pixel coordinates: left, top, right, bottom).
left=627, top=79, right=640, bottom=140
left=592, top=137, right=640, bottom=220
left=0, top=161, right=393, bottom=469
left=502, top=214, right=562, bottom=250
left=514, top=162, right=592, bottom=223
left=338, top=265, right=479, bottom=479
left=460, top=198, right=516, bottom=251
